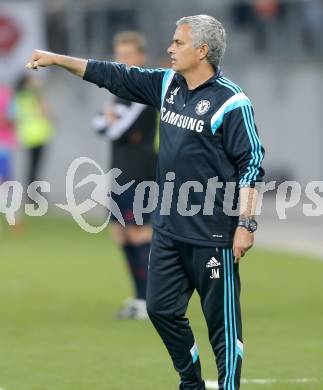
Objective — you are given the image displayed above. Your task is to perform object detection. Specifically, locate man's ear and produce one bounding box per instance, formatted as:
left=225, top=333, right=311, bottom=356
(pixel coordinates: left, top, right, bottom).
left=199, top=44, right=209, bottom=61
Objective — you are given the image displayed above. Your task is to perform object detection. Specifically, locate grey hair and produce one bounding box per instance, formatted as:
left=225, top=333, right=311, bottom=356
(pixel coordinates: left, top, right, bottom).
left=176, top=15, right=226, bottom=67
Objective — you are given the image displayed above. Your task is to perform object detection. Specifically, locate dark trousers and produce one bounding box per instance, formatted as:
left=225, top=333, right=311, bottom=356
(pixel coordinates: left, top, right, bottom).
left=146, top=231, right=243, bottom=390
left=28, top=145, right=45, bottom=185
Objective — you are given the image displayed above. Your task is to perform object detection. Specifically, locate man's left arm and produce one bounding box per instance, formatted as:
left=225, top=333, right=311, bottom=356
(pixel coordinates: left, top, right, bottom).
left=222, top=102, right=265, bottom=262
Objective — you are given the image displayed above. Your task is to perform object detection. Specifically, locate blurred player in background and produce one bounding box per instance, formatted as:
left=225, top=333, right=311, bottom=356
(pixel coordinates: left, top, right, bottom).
left=13, top=74, right=54, bottom=200
left=92, top=32, right=158, bottom=320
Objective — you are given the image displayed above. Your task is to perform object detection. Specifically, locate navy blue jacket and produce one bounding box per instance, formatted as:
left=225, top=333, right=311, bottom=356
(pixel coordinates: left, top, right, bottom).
left=84, top=61, right=265, bottom=247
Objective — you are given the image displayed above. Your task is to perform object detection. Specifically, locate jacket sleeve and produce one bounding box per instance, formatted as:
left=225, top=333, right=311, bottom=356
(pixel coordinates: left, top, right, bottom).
left=222, top=103, right=265, bottom=188
left=83, top=60, right=167, bottom=109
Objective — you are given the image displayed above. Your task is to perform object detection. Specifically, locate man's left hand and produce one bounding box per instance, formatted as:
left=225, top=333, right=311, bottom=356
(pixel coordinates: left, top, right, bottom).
left=233, top=227, right=254, bottom=263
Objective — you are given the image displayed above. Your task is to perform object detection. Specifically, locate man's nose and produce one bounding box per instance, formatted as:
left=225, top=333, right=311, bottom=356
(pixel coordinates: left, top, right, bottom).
left=167, top=43, right=174, bottom=54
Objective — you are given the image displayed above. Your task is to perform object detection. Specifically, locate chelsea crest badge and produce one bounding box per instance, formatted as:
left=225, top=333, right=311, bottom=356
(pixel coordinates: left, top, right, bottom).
left=195, top=100, right=210, bottom=115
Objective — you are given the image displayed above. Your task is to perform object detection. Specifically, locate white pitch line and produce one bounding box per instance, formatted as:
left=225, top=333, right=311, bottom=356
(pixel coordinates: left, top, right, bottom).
left=205, top=378, right=318, bottom=389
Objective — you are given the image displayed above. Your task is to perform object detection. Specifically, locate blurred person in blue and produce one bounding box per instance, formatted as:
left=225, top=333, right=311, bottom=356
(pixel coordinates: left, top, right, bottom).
left=13, top=74, right=54, bottom=198
left=0, top=85, right=20, bottom=233
left=26, top=14, right=265, bottom=390
left=92, top=31, right=158, bottom=320
left=0, top=85, right=16, bottom=185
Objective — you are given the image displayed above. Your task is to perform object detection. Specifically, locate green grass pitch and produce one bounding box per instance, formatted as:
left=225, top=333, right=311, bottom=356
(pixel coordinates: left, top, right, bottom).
left=0, top=216, right=322, bottom=390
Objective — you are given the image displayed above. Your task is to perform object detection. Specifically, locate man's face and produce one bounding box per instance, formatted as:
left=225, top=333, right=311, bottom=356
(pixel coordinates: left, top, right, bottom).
left=167, top=24, right=201, bottom=73
left=114, top=42, right=145, bottom=67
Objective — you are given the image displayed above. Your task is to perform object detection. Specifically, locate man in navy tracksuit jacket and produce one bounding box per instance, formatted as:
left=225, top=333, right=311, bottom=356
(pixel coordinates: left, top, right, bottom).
left=27, top=14, right=265, bottom=390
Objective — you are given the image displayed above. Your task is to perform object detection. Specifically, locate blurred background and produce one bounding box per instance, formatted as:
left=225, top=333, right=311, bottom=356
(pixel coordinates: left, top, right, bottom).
left=0, top=1, right=322, bottom=390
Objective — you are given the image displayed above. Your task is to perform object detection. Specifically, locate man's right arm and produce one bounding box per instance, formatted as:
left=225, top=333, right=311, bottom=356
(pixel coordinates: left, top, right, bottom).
left=26, top=50, right=168, bottom=108
left=26, top=50, right=88, bottom=78
left=83, top=60, right=166, bottom=108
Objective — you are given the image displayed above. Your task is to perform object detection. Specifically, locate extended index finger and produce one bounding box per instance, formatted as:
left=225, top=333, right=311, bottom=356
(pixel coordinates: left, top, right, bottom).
left=26, top=50, right=40, bottom=69
left=26, top=60, right=38, bottom=70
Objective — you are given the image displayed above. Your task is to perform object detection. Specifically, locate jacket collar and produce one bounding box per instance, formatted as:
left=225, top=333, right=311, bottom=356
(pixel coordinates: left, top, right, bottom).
left=174, top=67, right=223, bottom=90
